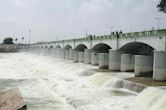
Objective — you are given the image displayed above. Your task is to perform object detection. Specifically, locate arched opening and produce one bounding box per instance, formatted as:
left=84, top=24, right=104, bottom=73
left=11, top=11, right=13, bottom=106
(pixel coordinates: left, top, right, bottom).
left=49, top=45, right=53, bottom=49
left=119, top=42, right=155, bottom=55
left=45, top=46, right=48, bottom=48
left=56, top=45, right=61, bottom=48
left=119, top=42, right=155, bottom=76
left=64, top=45, right=72, bottom=50
left=92, top=43, right=111, bottom=53
left=75, top=44, right=87, bottom=51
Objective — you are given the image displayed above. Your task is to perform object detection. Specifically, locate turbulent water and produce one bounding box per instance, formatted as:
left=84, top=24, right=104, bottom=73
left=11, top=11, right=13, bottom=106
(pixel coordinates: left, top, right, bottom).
left=0, top=52, right=165, bottom=110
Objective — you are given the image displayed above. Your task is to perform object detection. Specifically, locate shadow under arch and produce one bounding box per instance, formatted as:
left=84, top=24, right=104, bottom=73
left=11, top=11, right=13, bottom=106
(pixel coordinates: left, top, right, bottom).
left=56, top=45, right=61, bottom=48
left=64, top=45, right=72, bottom=50
left=92, top=43, right=111, bottom=53
left=75, top=44, right=87, bottom=51
left=119, top=42, right=155, bottom=55
left=49, top=45, right=54, bottom=49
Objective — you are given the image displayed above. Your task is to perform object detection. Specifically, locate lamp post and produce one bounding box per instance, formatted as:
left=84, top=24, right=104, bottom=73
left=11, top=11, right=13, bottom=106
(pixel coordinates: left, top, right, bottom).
left=73, top=34, right=76, bottom=48
left=86, top=31, right=88, bottom=38
left=110, top=26, right=114, bottom=35
left=89, top=34, right=92, bottom=49
left=28, top=30, right=31, bottom=45
left=116, top=31, right=119, bottom=50
left=22, top=37, right=24, bottom=48
left=155, top=17, right=162, bottom=30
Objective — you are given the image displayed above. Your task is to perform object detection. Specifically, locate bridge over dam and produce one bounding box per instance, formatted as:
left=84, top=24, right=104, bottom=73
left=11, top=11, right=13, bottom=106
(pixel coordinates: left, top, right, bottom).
left=28, top=29, right=166, bottom=82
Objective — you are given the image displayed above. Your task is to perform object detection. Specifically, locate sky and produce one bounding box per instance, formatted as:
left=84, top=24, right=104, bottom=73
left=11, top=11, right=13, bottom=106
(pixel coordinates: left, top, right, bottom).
left=0, top=0, right=166, bottom=43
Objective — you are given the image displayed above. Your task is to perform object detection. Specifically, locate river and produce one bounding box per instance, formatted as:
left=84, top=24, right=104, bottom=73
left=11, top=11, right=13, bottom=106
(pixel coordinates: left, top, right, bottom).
left=0, top=52, right=165, bottom=110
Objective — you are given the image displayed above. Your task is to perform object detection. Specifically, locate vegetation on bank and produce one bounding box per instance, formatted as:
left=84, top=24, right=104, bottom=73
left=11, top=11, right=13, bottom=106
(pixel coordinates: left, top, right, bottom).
left=158, top=0, right=166, bottom=13
left=3, top=37, right=14, bottom=44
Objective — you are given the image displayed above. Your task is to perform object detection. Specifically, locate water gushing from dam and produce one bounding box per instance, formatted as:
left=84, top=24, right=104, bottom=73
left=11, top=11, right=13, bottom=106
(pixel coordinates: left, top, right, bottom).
left=0, top=52, right=165, bottom=110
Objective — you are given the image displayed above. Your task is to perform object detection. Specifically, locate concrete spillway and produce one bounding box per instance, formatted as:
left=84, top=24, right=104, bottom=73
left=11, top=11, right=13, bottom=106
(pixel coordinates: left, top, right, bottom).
left=25, top=48, right=166, bottom=83
left=13, top=49, right=166, bottom=110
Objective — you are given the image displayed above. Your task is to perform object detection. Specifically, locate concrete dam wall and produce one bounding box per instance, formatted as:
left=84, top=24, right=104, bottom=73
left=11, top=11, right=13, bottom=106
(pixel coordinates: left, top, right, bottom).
left=0, top=45, right=18, bottom=52
left=24, top=48, right=166, bottom=82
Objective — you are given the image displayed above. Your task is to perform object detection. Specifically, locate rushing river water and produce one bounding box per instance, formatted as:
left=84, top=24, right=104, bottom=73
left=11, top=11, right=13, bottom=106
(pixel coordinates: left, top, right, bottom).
left=0, top=52, right=165, bottom=110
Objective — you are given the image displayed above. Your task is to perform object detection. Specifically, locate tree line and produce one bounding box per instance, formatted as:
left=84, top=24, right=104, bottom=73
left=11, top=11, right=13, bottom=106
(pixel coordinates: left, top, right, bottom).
left=2, top=37, right=24, bottom=44
left=158, top=0, right=166, bottom=13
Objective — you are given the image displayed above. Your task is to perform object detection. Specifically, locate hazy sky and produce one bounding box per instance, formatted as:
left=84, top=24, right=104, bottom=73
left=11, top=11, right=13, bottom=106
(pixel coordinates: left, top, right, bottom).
left=0, top=0, right=166, bottom=43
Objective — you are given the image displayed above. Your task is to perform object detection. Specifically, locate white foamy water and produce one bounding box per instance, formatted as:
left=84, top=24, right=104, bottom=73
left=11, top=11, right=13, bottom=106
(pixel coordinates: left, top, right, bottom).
left=0, top=52, right=165, bottom=110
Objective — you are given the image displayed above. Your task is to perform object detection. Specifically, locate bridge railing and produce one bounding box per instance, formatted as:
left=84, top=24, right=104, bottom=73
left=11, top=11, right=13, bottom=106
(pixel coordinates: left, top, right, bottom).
left=93, top=29, right=166, bottom=40
left=33, top=29, right=166, bottom=46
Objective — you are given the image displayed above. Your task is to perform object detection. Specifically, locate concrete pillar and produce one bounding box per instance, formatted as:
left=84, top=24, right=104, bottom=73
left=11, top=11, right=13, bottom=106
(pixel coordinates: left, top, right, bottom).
left=52, top=48, right=57, bottom=57
left=69, top=49, right=74, bottom=60
left=153, top=51, right=166, bottom=81
left=78, top=52, right=84, bottom=63
left=55, top=49, right=65, bottom=59
left=38, top=48, right=43, bottom=55
left=56, top=49, right=60, bottom=58
left=55, top=48, right=60, bottom=58
left=135, top=55, right=153, bottom=77
left=73, top=50, right=78, bottom=63
left=84, top=49, right=91, bottom=64
left=62, top=49, right=66, bottom=59
left=48, top=48, right=56, bottom=57
left=65, top=50, right=69, bottom=60
left=99, top=53, right=109, bottom=69
left=121, top=54, right=135, bottom=72
left=59, top=49, right=65, bottom=59
left=45, top=48, right=50, bottom=56
left=91, top=52, right=99, bottom=65
left=109, top=50, right=122, bottom=71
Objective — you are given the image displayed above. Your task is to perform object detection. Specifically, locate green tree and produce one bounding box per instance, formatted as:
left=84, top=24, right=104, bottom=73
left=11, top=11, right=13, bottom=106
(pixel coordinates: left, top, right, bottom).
left=157, top=0, right=166, bottom=13
left=3, top=37, right=14, bottom=44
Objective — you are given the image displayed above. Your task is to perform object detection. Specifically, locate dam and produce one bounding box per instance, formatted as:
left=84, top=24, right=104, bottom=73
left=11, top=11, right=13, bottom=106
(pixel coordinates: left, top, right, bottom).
left=0, top=0, right=165, bottom=109
left=0, top=29, right=166, bottom=110
left=30, top=29, right=166, bottom=81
